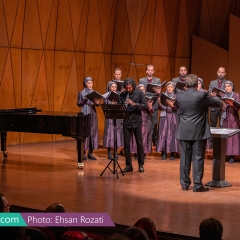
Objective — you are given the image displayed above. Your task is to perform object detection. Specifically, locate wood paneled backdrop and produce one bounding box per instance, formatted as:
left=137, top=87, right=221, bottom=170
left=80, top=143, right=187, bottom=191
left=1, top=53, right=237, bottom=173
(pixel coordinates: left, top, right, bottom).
left=0, top=0, right=240, bottom=144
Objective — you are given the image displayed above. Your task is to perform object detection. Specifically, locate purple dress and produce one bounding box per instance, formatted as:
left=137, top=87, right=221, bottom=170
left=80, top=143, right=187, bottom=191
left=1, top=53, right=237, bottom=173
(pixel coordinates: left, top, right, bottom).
left=130, top=109, right=153, bottom=154
left=221, top=92, right=240, bottom=156
left=103, top=92, right=123, bottom=148
left=77, top=88, right=99, bottom=150
left=156, top=92, right=179, bottom=153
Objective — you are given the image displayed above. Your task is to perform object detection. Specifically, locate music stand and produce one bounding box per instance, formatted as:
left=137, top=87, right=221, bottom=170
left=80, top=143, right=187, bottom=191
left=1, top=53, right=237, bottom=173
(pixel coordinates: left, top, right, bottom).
left=100, top=104, right=129, bottom=179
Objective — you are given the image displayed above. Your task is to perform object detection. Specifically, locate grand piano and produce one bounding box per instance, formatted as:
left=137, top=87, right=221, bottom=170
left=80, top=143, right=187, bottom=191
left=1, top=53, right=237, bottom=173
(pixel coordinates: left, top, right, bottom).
left=0, top=108, right=91, bottom=168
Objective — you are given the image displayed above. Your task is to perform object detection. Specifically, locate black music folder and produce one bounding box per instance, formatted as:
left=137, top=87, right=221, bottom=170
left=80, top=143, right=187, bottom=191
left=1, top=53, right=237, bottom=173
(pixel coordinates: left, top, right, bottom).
left=175, top=81, right=186, bottom=90
left=212, top=87, right=225, bottom=96
left=107, top=91, right=120, bottom=102
left=85, top=91, right=103, bottom=102
left=113, top=80, right=124, bottom=92
left=160, top=93, right=175, bottom=107
left=145, top=96, right=158, bottom=105
left=146, top=80, right=166, bottom=93
left=221, top=97, right=240, bottom=108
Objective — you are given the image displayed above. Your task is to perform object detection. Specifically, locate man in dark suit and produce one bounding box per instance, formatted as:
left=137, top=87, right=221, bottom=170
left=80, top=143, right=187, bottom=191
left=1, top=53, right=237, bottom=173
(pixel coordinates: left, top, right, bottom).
left=175, top=74, right=222, bottom=192
left=139, top=64, right=161, bottom=146
left=120, top=78, right=148, bottom=173
left=208, top=67, right=227, bottom=146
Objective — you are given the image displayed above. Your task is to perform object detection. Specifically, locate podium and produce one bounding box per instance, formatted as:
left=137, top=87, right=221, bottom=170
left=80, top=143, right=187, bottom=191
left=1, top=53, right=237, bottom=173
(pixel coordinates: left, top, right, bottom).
left=100, top=104, right=129, bottom=179
left=205, top=127, right=240, bottom=187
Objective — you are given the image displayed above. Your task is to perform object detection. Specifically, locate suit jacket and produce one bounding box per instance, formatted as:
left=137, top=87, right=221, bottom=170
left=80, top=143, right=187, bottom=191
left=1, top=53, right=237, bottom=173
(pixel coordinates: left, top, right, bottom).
left=119, top=88, right=147, bottom=128
left=139, top=76, right=161, bottom=125
left=208, top=79, right=227, bottom=111
left=176, top=88, right=222, bottom=140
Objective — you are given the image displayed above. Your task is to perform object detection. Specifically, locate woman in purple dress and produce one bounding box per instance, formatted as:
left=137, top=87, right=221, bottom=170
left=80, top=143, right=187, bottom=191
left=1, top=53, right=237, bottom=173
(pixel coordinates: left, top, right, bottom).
left=77, top=77, right=100, bottom=160
left=220, top=81, right=240, bottom=163
left=103, top=81, right=123, bottom=159
left=157, top=81, right=179, bottom=160
left=131, top=84, right=154, bottom=158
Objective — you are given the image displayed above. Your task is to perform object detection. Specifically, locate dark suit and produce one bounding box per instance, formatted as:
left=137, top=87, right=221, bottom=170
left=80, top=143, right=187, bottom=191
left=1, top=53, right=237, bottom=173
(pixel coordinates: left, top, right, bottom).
left=176, top=88, right=222, bottom=190
left=120, top=88, right=147, bottom=167
left=139, top=77, right=161, bottom=143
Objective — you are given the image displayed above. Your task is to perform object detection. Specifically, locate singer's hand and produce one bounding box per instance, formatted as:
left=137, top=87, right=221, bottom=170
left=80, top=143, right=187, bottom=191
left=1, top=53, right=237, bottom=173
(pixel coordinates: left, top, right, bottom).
left=210, top=92, right=217, bottom=97
left=93, top=98, right=100, bottom=104
left=166, top=99, right=175, bottom=108
left=125, top=99, right=136, bottom=106
left=218, top=92, right=224, bottom=97
left=112, top=100, right=117, bottom=105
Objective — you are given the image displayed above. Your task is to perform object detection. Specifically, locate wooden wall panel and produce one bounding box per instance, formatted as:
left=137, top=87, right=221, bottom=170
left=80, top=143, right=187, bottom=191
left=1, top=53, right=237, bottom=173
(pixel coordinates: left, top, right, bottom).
left=23, top=0, right=43, bottom=49
left=112, top=0, right=132, bottom=54
left=152, top=0, right=168, bottom=55
left=133, top=55, right=152, bottom=81
left=228, top=14, right=240, bottom=92
left=134, top=0, right=156, bottom=55
left=44, top=50, right=54, bottom=111
left=21, top=49, right=42, bottom=107
left=11, top=0, right=25, bottom=48
left=191, top=36, right=228, bottom=89
left=75, top=0, right=88, bottom=52
left=44, top=0, right=58, bottom=49
left=3, top=0, right=19, bottom=45
left=175, top=0, right=189, bottom=57
left=103, top=54, right=112, bottom=82
left=174, top=58, right=190, bottom=77
left=55, top=0, right=74, bottom=51
left=0, top=47, right=8, bottom=85
left=126, top=0, right=148, bottom=51
left=68, top=0, right=84, bottom=47
left=38, top=0, right=54, bottom=46
left=152, top=56, right=169, bottom=82
left=85, top=0, right=103, bottom=53
left=54, top=51, right=74, bottom=111
left=75, top=52, right=85, bottom=90
left=0, top=0, right=9, bottom=46
left=10, top=48, right=22, bottom=108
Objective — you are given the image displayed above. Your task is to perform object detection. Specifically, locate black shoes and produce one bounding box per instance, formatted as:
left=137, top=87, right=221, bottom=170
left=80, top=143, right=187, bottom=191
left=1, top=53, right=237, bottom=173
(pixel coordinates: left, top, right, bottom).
left=87, top=153, right=97, bottom=160
left=139, top=165, right=144, bottom=172
left=122, top=165, right=133, bottom=172
left=229, top=156, right=234, bottom=164
left=182, top=187, right=189, bottom=191
left=193, top=187, right=209, bottom=192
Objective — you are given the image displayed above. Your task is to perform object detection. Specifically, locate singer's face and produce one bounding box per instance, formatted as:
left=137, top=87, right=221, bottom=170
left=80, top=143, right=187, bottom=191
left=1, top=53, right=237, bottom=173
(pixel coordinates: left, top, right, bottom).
left=167, top=84, right=174, bottom=93
left=114, top=70, right=122, bottom=80
left=179, top=67, right=187, bottom=77
left=217, top=67, right=226, bottom=80
left=109, top=84, right=117, bottom=92
left=138, top=86, right=146, bottom=94
left=125, top=84, right=134, bottom=93
left=197, top=80, right=202, bottom=90
left=225, top=83, right=233, bottom=93
left=146, top=66, right=154, bottom=77
left=85, top=80, right=93, bottom=89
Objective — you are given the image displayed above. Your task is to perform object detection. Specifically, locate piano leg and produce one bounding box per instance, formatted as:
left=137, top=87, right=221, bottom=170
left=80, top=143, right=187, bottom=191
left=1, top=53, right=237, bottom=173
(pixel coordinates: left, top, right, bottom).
left=76, top=139, right=84, bottom=169
left=1, top=132, right=8, bottom=162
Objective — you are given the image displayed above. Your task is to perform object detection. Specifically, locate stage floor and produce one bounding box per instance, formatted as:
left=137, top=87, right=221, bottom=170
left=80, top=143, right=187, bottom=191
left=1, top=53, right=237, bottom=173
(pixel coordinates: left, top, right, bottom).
left=1, top=140, right=240, bottom=239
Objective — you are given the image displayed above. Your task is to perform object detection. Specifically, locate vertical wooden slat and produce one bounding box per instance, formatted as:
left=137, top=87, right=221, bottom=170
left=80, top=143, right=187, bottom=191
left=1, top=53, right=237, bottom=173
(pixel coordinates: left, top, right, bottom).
left=37, top=0, right=54, bottom=47
left=0, top=0, right=9, bottom=46
left=22, top=0, right=43, bottom=49
left=11, top=0, right=25, bottom=48
left=2, top=0, right=19, bottom=45
left=0, top=47, right=9, bottom=86
left=55, top=0, right=74, bottom=50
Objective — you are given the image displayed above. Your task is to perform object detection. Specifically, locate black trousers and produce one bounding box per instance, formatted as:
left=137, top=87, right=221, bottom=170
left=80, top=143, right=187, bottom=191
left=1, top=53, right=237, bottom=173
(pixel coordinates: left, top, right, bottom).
left=123, top=126, right=144, bottom=167
left=179, top=139, right=207, bottom=190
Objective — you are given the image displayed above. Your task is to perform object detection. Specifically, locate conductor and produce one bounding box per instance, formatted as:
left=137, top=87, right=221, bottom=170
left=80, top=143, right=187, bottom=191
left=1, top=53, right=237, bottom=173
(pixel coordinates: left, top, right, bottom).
left=175, top=74, right=222, bottom=192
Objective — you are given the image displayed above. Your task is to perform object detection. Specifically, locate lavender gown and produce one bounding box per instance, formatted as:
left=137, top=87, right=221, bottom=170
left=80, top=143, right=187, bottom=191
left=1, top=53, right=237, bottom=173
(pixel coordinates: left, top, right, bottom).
left=221, top=92, right=240, bottom=156
left=156, top=92, right=179, bottom=153
left=77, top=88, right=99, bottom=150
left=103, top=93, right=123, bottom=148
left=130, top=109, right=153, bottom=154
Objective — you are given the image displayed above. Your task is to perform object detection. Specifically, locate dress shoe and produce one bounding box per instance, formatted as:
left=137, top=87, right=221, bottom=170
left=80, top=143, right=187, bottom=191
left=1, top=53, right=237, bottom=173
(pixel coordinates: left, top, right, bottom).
left=108, top=153, right=113, bottom=160
left=82, top=154, right=87, bottom=161
left=87, top=153, right=97, bottom=160
left=170, top=156, right=175, bottom=160
left=193, top=187, right=209, bottom=192
left=139, top=165, right=144, bottom=172
left=122, top=165, right=133, bottom=172
left=182, top=187, right=189, bottom=191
